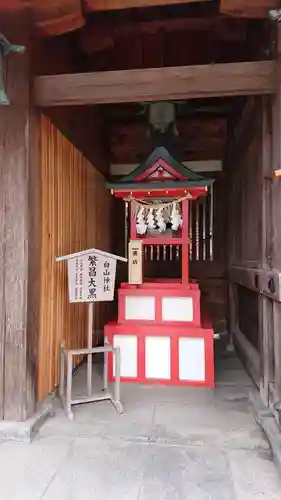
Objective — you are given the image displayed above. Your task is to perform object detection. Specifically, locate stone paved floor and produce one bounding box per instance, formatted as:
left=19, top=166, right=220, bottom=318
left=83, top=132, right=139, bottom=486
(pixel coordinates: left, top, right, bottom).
left=0, top=351, right=280, bottom=499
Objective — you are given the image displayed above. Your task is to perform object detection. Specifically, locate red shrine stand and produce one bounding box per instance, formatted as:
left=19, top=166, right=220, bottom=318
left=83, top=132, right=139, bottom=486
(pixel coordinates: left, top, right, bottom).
left=105, top=147, right=215, bottom=387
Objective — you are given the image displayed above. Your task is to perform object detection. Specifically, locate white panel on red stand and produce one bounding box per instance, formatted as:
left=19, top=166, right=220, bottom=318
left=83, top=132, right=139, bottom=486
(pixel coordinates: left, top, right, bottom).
left=179, top=337, right=205, bottom=381
left=125, top=296, right=155, bottom=321
left=162, top=297, right=193, bottom=322
left=145, top=336, right=171, bottom=379
left=113, top=335, right=137, bottom=378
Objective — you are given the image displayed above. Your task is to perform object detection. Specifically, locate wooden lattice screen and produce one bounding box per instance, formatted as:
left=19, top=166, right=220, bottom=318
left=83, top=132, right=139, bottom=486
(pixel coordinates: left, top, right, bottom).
left=189, top=186, right=214, bottom=261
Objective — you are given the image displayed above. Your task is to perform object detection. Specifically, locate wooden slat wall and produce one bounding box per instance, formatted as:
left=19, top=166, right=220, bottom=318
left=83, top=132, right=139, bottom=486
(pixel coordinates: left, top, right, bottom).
left=227, top=98, right=263, bottom=385
left=190, top=174, right=228, bottom=332
left=38, top=115, right=112, bottom=401
left=228, top=139, right=263, bottom=267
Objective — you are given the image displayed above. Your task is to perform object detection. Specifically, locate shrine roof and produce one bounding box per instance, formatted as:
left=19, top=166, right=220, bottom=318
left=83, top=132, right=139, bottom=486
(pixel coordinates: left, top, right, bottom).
left=106, top=147, right=215, bottom=192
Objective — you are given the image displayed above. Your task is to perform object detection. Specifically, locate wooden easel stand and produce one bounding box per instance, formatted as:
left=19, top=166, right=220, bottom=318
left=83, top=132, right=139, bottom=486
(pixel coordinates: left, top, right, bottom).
left=59, top=344, right=123, bottom=420
left=59, top=303, right=123, bottom=420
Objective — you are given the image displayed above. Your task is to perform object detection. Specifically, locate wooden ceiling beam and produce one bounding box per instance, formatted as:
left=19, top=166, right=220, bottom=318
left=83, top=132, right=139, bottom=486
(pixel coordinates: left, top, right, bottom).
left=0, top=1, right=85, bottom=36
left=34, top=0, right=84, bottom=36
left=34, top=61, right=276, bottom=107
left=220, top=0, right=279, bottom=18
left=84, top=0, right=211, bottom=12
left=0, top=0, right=276, bottom=38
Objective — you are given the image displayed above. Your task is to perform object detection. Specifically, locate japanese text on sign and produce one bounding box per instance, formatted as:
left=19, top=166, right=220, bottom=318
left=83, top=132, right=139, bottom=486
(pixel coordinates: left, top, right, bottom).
left=67, top=252, right=117, bottom=303
left=128, top=240, right=143, bottom=285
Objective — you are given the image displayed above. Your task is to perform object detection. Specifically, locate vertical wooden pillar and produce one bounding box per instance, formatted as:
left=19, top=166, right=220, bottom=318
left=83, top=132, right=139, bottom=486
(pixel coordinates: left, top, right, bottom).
left=0, top=14, right=40, bottom=421
left=227, top=163, right=236, bottom=345
left=271, top=23, right=281, bottom=410
left=260, top=96, right=275, bottom=406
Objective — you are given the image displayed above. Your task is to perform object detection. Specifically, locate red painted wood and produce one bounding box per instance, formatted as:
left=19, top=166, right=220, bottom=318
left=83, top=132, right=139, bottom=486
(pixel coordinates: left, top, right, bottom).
left=181, top=199, right=189, bottom=284
left=138, top=335, right=146, bottom=379
left=107, top=158, right=215, bottom=389
left=141, top=238, right=182, bottom=245
left=171, top=334, right=179, bottom=382
left=155, top=293, right=162, bottom=323
left=111, top=377, right=214, bottom=387
left=105, top=321, right=215, bottom=388
left=135, top=158, right=187, bottom=182
left=204, top=331, right=215, bottom=386
left=120, top=279, right=199, bottom=290
left=105, top=321, right=212, bottom=337
left=113, top=188, right=205, bottom=198
left=117, top=286, right=201, bottom=327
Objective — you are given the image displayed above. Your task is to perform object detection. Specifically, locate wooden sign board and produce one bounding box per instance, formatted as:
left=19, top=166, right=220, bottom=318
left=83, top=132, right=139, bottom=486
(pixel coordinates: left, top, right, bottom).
left=128, top=240, right=143, bottom=285
left=56, top=248, right=127, bottom=303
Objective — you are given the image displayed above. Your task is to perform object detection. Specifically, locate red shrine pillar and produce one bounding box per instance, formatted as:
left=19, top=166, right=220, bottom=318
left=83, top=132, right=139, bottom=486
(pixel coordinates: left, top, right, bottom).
left=181, top=200, right=189, bottom=285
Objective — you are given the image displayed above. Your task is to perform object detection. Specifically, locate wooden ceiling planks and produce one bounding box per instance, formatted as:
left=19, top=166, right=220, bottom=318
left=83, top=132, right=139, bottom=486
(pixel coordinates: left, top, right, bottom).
left=78, top=16, right=249, bottom=56
left=78, top=16, right=269, bottom=72
left=85, top=0, right=279, bottom=19
left=109, top=116, right=227, bottom=163
left=0, top=1, right=276, bottom=38
left=34, top=61, right=276, bottom=107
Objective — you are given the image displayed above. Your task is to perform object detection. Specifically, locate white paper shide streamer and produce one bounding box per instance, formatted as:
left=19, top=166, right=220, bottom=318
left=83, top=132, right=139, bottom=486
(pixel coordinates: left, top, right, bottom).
left=136, top=207, right=147, bottom=235
left=135, top=202, right=183, bottom=235
left=155, top=208, right=166, bottom=233
left=170, top=202, right=183, bottom=231
left=147, top=208, right=156, bottom=230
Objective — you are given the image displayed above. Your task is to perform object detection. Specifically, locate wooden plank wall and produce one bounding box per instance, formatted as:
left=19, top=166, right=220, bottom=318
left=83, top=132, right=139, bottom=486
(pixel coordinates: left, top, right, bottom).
left=227, top=89, right=281, bottom=420
left=228, top=105, right=263, bottom=268
left=226, top=25, right=281, bottom=420
left=37, top=115, right=112, bottom=401
left=227, top=98, right=263, bottom=385
left=191, top=172, right=227, bottom=333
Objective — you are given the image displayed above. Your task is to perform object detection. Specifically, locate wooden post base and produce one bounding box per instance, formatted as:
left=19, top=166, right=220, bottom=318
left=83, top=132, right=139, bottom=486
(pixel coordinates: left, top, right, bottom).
left=59, top=344, right=123, bottom=420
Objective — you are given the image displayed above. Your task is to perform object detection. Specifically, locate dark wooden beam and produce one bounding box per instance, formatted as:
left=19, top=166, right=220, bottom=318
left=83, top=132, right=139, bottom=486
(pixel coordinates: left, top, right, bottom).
left=0, top=1, right=84, bottom=37
left=84, top=0, right=209, bottom=11
left=34, top=61, right=276, bottom=107
left=34, top=0, right=84, bottom=36
left=0, top=0, right=272, bottom=37
left=220, top=0, right=279, bottom=18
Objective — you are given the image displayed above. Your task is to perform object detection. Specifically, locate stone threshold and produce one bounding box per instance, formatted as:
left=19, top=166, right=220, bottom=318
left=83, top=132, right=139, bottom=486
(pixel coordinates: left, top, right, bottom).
left=250, top=390, right=281, bottom=476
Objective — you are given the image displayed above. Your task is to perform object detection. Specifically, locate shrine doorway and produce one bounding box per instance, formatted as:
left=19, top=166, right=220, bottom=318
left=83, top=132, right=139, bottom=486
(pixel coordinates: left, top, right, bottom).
left=2, top=1, right=281, bottom=425
left=33, top=5, right=280, bottom=420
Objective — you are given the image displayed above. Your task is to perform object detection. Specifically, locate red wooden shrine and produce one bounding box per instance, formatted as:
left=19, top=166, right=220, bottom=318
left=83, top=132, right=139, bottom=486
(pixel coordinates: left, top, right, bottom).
left=105, top=147, right=215, bottom=387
